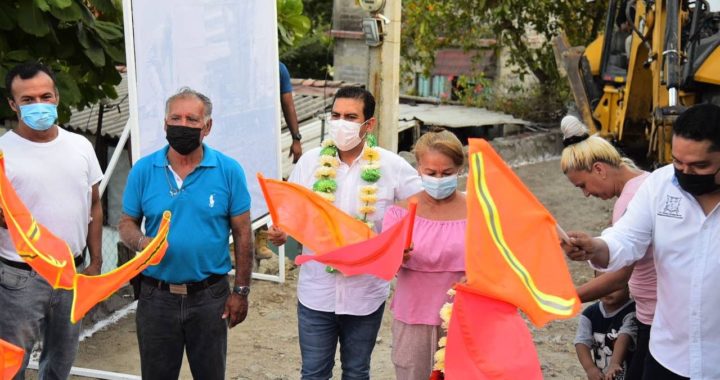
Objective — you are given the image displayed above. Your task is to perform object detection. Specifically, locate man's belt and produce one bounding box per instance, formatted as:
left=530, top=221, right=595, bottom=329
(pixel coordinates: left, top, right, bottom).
left=0, top=254, right=84, bottom=271
left=141, top=273, right=226, bottom=295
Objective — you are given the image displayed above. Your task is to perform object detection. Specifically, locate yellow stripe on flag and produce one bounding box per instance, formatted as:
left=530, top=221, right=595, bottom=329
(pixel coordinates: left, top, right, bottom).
left=471, top=152, right=576, bottom=315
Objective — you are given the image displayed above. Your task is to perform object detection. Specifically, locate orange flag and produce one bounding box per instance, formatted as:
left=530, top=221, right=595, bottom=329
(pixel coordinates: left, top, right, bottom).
left=465, top=139, right=580, bottom=327
left=0, top=152, right=76, bottom=289
left=257, top=174, right=374, bottom=254
left=71, top=211, right=171, bottom=323
left=1, top=339, right=23, bottom=380
left=444, top=285, right=542, bottom=379
left=295, top=200, right=417, bottom=280
left=0, top=151, right=173, bottom=323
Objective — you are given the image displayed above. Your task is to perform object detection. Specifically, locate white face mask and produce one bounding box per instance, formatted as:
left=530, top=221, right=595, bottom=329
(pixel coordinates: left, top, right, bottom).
left=422, top=174, right=458, bottom=199
left=328, top=118, right=367, bottom=151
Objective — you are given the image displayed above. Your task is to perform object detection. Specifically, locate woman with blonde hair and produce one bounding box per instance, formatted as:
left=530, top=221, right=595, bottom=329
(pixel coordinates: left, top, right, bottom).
left=382, top=128, right=466, bottom=380
left=561, top=115, right=655, bottom=380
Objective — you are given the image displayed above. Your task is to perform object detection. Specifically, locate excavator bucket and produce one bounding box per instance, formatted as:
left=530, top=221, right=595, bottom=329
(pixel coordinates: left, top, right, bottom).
left=552, top=32, right=598, bottom=134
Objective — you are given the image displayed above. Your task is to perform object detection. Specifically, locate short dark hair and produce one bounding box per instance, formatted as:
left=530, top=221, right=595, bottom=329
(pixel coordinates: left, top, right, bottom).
left=4, top=62, right=57, bottom=100
left=333, top=86, right=375, bottom=121
left=673, top=103, right=720, bottom=152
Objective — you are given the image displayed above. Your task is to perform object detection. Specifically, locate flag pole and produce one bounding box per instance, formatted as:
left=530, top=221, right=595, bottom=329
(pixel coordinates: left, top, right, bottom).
left=404, top=198, right=418, bottom=249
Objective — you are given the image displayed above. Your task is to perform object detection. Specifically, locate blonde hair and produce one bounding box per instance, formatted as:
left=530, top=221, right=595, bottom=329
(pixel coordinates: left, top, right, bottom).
left=413, top=128, right=465, bottom=167
left=560, top=116, right=636, bottom=173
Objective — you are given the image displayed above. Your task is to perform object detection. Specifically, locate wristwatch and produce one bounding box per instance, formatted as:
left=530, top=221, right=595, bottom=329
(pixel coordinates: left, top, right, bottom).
left=232, top=285, right=250, bottom=297
left=291, top=132, right=302, bottom=141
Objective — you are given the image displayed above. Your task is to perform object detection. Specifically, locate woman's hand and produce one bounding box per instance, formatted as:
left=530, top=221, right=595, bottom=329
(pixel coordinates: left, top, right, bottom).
left=402, top=243, right=414, bottom=263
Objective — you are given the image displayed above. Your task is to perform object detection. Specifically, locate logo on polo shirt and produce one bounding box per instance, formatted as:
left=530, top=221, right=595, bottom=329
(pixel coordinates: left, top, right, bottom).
left=209, top=194, right=215, bottom=208
left=658, top=195, right=682, bottom=219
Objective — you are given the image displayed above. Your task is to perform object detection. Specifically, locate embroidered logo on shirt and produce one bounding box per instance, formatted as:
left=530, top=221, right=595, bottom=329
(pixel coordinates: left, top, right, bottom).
left=209, top=194, right=215, bottom=208
left=658, top=195, right=682, bottom=219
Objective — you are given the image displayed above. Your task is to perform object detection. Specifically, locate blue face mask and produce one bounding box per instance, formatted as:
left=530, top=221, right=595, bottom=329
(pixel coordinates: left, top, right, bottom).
left=422, top=174, right=458, bottom=199
left=19, top=103, right=58, bottom=131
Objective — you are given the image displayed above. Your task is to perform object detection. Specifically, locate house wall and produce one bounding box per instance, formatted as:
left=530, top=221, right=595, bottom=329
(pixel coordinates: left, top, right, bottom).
left=494, top=29, right=544, bottom=94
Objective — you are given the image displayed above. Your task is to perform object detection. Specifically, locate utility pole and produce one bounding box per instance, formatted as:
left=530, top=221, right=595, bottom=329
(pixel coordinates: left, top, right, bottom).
left=367, top=1, right=401, bottom=152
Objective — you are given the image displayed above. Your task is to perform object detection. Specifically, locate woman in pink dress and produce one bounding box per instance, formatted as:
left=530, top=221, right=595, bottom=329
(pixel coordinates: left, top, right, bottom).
left=560, top=115, right=656, bottom=380
left=382, top=129, right=466, bottom=380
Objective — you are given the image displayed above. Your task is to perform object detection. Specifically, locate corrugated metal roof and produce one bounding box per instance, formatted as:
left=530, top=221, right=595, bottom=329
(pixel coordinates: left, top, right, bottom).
left=281, top=93, right=331, bottom=128
left=63, top=73, right=130, bottom=139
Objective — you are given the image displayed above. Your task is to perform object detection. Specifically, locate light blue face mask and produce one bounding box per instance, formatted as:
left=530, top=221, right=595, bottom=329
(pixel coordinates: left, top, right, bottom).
left=421, top=174, right=458, bottom=199
left=19, top=103, right=58, bottom=131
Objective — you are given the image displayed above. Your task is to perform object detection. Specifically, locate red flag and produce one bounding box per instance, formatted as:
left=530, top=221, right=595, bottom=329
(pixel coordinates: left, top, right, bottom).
left=465, top=139, right=580, bottom=327
left=257, top=174, right=374, bottom=254
left=295, top=200, right=417, bottom=280
left=444, top=285, right=542, bottom=380
left=1, top=339, right=23, bottom=380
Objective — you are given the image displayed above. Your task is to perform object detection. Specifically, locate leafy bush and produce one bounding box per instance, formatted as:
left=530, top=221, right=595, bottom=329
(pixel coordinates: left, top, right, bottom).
left=0, top=0, right=125, bottom=122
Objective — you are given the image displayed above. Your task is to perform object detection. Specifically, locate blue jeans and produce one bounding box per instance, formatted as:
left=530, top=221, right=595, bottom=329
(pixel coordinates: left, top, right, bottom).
left=0, top=262, right=82, bottom=380
left=298, top=301, right=385, bottom=380
left=136, top=276, right=229, bottom=380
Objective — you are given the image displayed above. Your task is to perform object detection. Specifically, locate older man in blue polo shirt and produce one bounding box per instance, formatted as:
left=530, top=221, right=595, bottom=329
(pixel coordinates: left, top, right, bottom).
left=119, top=87, right=253, bottom=380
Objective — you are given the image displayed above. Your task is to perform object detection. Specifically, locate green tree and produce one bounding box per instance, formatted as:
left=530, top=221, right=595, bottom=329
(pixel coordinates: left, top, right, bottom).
left=402, top=0, right=608, bottom=92
left=279, top=0, right=332, bottom=79
left=401, top=1, right=493, bottom=80
left=277, top=0, right=312, bottom=49
left=0, top=0, right=125, bottom=123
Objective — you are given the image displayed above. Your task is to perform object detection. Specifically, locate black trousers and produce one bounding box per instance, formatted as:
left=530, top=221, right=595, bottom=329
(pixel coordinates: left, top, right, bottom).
left=642, top=352, right=689, bottom=380
left=625, top=321, right=650, bottom=380
left=136, top=278, right=229, bottom=380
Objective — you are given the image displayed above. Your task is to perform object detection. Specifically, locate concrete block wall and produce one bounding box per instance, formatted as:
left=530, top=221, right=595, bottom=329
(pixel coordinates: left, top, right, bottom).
left=333, top=39, right=369, bottom=85
left=332, top=0, right=370, bottom=85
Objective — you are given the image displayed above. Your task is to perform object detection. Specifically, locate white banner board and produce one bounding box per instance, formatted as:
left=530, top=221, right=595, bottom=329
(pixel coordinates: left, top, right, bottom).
left=128, top=0, right=280, bottom=219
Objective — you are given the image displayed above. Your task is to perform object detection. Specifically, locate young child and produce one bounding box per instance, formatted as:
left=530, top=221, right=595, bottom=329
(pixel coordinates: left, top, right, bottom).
left=575, top=273, right=637, bottom=380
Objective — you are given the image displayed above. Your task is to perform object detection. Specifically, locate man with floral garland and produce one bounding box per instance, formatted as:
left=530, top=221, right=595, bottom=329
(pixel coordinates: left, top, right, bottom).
left=268, top=86, right=422, bottom=380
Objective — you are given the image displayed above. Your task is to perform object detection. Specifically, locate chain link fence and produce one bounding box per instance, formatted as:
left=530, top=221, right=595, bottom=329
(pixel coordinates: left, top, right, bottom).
left=100, top=226, right=121, bottom=274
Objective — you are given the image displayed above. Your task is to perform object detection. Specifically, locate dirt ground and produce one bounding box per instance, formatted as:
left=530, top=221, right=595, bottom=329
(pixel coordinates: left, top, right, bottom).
left=64, top=159, right=613, bottom=379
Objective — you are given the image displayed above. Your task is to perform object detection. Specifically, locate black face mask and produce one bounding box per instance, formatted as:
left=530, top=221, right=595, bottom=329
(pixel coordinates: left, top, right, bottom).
left=674, top=167, right=720, bottom=196
left=166, top=125, right=202, bottom=155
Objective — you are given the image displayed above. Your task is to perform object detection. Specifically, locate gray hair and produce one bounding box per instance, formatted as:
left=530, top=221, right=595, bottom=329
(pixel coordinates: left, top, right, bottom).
left=164, top=87, right=213, bottom=121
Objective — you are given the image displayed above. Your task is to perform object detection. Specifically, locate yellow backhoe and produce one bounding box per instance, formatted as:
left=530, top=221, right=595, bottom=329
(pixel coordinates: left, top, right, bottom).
left=554, top=0, right=720, bottom=164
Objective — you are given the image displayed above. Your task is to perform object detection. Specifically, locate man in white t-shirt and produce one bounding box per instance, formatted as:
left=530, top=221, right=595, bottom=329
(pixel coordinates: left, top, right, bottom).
left=269, top=86, right=422, bottom=379
left=0, top=62, right=103, bottom=380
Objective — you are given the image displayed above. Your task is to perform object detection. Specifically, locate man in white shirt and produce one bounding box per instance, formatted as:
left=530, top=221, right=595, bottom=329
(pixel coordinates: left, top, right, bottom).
left=566, top=103, right=720, bottom=379
left=269, top=86, right=422, bottom=379
left=0, top=62, right=103, bottom=379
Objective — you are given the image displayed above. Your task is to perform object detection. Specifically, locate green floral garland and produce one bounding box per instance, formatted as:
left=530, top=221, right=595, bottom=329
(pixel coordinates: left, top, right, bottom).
left=313, top=136, right=382, bottom=273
